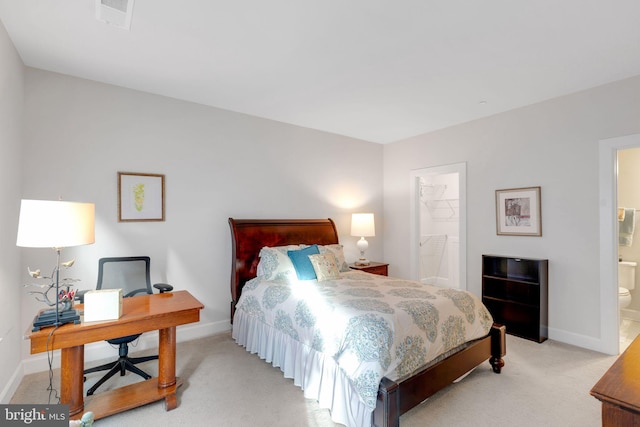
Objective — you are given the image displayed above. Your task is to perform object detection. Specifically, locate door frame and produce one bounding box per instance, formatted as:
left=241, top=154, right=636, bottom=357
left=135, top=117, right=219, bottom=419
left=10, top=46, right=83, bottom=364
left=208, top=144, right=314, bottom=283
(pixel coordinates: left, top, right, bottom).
left=600, top=133, right=640, bottom=355
left=409, top=162, right=467, bottom=289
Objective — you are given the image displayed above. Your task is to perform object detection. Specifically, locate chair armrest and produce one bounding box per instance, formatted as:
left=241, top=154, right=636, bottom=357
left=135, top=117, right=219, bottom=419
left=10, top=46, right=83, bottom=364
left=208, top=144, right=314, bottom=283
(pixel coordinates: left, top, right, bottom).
left=74, top=289, right=90, bottom=303
left=154, top=283, right=173, bottom=293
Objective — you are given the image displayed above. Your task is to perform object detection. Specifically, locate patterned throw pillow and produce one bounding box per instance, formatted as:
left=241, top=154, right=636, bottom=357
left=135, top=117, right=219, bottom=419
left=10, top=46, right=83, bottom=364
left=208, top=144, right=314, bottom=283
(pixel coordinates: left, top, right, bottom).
left=309, top=253, right=341, bottom=282
left=304, top=244, right=349, bottom=272
left=257, top=245, right=301, bottom=282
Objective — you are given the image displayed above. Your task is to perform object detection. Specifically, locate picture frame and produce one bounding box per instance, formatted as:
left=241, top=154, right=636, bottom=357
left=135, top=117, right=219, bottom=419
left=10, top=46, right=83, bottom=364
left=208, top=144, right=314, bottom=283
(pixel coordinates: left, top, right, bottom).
left=118, top=172, right=165, bottom=222
left=495, top=186, right=541, bottom=236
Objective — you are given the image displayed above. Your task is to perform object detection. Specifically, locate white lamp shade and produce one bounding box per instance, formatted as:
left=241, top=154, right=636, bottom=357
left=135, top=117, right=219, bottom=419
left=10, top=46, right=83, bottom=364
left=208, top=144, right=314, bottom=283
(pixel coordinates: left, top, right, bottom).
left=16, top=199, right=95, bottom=248
left=351, top=213, right=375, bottom=237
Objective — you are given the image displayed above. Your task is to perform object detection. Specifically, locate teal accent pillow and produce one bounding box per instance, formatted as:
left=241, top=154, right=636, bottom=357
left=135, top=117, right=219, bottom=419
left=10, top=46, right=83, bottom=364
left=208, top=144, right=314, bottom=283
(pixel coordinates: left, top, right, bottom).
left=288, top=244, right=320, bottom=280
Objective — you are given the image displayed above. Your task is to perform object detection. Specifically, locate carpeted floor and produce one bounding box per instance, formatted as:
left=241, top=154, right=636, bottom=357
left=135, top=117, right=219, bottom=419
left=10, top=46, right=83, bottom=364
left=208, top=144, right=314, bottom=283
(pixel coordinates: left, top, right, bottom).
left=11, top=332, right=619, bottom=426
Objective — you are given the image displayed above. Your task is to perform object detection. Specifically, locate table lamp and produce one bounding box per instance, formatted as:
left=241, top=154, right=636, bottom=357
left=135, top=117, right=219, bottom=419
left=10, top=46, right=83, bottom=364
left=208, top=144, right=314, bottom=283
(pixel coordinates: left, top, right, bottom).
left=17, top=199, right=95, bottom=330
left=351, top=213, right=375, bottom=266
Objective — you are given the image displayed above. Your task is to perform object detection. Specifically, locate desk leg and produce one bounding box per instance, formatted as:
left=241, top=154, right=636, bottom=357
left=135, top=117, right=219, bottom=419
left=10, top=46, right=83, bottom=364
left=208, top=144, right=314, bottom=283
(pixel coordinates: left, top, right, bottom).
left=61, top=345, right=84, bottom=417
left=158, top=326, right=177, bottom=410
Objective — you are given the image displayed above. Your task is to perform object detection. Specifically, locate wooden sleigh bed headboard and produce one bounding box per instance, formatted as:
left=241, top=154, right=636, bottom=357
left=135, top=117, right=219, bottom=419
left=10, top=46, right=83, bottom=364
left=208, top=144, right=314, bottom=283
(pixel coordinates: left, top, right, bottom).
left=228, top=218, right=339, bottom=321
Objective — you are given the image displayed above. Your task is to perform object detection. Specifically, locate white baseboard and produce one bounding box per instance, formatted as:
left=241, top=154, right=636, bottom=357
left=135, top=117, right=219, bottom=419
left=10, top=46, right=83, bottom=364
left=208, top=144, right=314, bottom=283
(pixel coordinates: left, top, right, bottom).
left=0, top=362, right=24, bottom=404
left=547, top=326, right=617, bottom=355
left=2, top=320, right=231, bottom=403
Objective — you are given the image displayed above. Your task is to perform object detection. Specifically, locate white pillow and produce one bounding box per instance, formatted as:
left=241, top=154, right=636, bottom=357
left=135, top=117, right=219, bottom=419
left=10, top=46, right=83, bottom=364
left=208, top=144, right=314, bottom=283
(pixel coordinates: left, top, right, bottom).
left=257, top=245, right=301, bottom=281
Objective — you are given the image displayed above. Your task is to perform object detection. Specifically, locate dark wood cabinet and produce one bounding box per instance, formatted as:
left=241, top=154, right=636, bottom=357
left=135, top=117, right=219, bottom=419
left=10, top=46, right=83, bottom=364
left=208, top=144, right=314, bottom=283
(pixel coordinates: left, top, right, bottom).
left=349, top=262, right=389, bottom=276
left=482, top=255, right=548, bottom=343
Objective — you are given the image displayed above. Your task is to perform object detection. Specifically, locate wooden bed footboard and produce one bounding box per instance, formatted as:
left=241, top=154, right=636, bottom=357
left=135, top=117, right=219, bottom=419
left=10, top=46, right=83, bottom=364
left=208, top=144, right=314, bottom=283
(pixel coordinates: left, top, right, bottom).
left=373, top=323, right=506, bottom=427
left=228, top=219, right=507, bottom=427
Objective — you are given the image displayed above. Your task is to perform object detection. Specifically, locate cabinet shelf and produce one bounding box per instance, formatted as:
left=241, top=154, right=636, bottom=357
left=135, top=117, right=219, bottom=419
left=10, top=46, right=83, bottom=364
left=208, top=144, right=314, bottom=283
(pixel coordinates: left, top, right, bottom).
left=482, top=274, right=539, bottom=286
left=482, top=255, right=548, bottom=343
left=482, top=295, right=538, bottom=309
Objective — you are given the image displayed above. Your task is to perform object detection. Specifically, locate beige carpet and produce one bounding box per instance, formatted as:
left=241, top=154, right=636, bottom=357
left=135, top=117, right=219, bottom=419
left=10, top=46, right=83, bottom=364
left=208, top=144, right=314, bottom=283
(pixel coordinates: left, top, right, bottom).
left=11, top=332, right=618, bottom=426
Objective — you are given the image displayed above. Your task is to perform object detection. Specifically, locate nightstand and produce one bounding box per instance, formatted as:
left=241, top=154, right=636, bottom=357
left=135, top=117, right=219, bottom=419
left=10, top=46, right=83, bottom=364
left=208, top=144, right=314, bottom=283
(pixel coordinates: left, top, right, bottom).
left=349, top=262, right=389, bottom=276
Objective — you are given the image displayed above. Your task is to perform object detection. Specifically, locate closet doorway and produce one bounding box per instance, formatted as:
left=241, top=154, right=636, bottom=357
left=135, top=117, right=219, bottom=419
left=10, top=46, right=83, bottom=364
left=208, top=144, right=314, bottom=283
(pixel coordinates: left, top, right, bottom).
left=410, top=163, right=467, bottom=290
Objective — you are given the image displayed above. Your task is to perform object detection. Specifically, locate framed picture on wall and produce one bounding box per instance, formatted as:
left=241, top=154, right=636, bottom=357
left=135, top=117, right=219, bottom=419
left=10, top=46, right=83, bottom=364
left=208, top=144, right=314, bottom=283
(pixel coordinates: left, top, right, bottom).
left=495, top=186, right=541, bottom=236
left=118, top=172, right=165, bottom=222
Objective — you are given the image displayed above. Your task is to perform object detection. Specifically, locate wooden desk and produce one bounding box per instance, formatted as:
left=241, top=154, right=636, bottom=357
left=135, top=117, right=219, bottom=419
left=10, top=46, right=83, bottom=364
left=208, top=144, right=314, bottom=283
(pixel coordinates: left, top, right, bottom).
left=591, top=334, right=640, bottom=426
left=27, top=290, right=204, bottom=421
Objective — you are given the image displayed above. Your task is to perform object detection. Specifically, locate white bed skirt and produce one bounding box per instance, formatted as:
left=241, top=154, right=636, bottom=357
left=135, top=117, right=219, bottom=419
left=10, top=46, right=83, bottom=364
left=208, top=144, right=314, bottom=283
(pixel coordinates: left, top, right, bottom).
left=232, top=309, right=372, bottom=427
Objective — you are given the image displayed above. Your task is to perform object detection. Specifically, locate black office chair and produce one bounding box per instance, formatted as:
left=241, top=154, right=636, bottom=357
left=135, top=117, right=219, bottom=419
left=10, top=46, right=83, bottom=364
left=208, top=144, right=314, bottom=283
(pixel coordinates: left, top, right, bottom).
left=79, top=256, right=173, bottom=396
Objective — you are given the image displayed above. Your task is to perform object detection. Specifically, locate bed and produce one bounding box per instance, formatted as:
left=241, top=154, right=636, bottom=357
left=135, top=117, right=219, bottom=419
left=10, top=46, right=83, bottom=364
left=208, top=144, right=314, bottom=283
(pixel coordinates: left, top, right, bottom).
left=229, top=218, right=505, bottom=427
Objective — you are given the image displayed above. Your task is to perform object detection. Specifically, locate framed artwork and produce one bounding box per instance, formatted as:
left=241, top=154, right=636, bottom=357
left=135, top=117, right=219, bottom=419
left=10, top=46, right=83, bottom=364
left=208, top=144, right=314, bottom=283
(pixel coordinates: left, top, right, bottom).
left=495, top=186, right=541, bottom=236
left=118, top=172, right=165, bottom=222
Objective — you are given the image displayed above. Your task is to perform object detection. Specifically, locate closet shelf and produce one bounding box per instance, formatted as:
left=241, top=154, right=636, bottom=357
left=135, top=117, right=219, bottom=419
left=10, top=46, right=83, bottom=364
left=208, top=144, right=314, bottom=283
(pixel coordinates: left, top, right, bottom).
left=423, top=199, right=459, bottom=219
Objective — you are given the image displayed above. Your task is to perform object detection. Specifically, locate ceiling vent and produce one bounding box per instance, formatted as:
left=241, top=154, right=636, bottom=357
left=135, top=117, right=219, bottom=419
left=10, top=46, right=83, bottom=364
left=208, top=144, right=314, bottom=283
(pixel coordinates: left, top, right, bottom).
left=95, top=0, right=135, bottom=30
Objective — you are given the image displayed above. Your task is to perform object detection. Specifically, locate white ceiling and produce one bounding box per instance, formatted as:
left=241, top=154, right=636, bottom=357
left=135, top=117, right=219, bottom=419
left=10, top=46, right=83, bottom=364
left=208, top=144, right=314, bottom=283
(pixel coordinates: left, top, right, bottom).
left=1, top=1, right=639, bottom=144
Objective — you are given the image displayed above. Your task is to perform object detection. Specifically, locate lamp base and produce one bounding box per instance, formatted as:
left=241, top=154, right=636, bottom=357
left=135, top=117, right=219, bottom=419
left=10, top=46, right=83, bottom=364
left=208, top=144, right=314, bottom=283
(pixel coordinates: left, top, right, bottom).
left=355, top=258, right=370, bottom=266
left=32, top=308, right=81, bottom=332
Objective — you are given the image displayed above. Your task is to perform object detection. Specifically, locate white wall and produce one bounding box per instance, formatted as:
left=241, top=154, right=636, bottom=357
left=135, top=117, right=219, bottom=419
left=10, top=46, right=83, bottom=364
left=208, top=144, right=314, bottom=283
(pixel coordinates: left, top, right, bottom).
left=17, top=68, right=383, bottom=370
left=384, top=74, right=640, bottom=352
left=0, top=19, right=24, bottom=402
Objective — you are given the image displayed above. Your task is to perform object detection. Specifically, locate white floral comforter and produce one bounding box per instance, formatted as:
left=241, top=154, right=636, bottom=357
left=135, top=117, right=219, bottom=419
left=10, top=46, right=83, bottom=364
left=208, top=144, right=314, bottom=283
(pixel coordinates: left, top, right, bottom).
left=233, top=271, right=493, bottom=424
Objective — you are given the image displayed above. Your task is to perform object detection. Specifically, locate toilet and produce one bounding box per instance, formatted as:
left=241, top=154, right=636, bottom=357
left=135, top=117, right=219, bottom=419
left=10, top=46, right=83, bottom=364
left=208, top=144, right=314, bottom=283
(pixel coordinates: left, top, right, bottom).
left=619, top=261, right=636, bottom=309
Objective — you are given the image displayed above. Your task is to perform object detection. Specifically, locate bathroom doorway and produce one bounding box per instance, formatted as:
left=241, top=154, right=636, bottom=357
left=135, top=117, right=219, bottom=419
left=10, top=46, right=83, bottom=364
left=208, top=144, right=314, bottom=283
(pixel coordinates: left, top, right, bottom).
left=410, top=163, right=466, bottom=290
left=599, top=133, right=640, bottom=355
left=617, top=147, right=640, bottom=350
